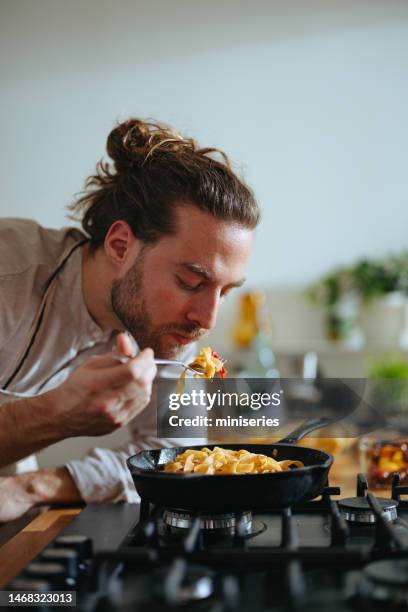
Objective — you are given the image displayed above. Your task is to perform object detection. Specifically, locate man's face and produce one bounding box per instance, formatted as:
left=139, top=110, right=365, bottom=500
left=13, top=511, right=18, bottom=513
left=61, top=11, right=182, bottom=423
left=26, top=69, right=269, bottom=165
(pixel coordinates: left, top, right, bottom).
left=111, top=205, right=253, bottom=358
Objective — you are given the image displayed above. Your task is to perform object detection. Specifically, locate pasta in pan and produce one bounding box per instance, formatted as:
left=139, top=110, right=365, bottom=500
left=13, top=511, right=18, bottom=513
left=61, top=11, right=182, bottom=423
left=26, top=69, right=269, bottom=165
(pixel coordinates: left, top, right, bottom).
left=164, top=447, right=304, bottom=475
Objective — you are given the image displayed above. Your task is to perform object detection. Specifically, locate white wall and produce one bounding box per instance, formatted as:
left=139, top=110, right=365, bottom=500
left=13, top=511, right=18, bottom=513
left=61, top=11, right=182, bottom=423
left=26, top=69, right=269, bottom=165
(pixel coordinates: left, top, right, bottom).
left=1, top=0, right=408, bottom=287
left=1, top=0, right=408, bottom=466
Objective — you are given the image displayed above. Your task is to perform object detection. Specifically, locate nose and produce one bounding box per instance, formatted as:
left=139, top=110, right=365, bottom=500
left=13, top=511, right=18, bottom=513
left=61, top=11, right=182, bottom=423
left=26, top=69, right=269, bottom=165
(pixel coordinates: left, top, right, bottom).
left=186, top=292, right=220, bottom=331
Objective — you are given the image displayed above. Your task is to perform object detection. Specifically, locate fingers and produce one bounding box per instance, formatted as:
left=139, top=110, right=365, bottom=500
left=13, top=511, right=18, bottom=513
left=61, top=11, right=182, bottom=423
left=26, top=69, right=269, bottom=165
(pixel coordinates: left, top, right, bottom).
left=92, top=348, right=157, bottom=390
left=59, top=343, right=157, bottom=438
left=114, top=401, right=147, bottom=426
left=85, top=340, right=150, bottom=370
left=116, top=332, right=136, bottom=358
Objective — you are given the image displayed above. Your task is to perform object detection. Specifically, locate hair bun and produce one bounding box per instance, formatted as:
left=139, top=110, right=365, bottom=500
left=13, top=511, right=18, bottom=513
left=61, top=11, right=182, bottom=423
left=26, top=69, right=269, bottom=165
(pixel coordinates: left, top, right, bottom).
left=106, top=118, right=194, bottom=173
left=70, top=117, right=259, bottom=251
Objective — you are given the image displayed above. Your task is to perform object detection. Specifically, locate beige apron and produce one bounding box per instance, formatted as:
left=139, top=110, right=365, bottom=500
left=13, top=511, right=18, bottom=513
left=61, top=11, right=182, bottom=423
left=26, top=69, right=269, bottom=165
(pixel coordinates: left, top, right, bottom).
left=0, top=237, right=88, bottom=475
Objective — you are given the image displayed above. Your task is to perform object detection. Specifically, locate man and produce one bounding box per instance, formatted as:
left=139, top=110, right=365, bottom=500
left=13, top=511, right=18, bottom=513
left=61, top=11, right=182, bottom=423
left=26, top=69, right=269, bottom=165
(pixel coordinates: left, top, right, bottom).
left=0, top=118, right=259, bottom=521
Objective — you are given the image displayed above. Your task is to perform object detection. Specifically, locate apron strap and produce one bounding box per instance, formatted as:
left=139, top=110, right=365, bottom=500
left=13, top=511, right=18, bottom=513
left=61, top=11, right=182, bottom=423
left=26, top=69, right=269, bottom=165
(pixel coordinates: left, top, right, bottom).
left=2, top=239, right=88, bottom=390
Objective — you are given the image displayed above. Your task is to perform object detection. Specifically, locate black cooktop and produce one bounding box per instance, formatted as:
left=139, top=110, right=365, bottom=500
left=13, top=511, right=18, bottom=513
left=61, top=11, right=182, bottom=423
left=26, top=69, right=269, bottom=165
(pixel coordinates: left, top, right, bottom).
left=7, top=473, right=408, bottom=611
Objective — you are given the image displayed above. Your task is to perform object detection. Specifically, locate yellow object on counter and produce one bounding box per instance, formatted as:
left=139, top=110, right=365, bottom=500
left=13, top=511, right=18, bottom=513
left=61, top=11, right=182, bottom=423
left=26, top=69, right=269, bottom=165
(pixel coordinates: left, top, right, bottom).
left=298, top=438, right=353, bottom=455
left=232, top=292, right=265, bottom=348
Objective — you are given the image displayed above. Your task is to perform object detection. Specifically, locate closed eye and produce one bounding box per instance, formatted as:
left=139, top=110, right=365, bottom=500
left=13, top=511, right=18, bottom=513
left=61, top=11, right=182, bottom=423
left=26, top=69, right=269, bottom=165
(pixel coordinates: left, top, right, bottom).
left=176, top=276, right=203, bottom=292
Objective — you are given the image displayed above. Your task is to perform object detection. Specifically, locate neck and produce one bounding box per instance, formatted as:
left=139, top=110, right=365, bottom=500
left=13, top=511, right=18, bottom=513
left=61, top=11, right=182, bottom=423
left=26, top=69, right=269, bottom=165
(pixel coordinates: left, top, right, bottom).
left=81, top=244, right=125, bottom=332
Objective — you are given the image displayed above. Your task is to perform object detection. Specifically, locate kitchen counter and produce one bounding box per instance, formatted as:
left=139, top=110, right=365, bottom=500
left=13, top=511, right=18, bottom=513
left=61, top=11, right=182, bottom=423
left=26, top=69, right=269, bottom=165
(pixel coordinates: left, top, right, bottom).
left=0, top=507, right=82, bottom=588
left=0, top=450, right=387, bottom=588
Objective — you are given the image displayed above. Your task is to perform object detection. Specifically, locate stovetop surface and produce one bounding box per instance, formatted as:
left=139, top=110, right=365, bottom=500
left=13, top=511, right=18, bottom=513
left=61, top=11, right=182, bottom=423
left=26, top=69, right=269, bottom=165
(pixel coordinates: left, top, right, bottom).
left=7, top=474, right=408, bottom=611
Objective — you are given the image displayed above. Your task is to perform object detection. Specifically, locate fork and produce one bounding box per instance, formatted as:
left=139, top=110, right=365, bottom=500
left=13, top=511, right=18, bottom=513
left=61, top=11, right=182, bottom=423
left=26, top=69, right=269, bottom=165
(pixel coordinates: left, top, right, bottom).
left=112, top=354, right=226, bottom=376
left=111, top=354, right=207, bottom=376
left=155, top=358, right=207, bottom=376
left=156, top=357, right=227, bottom=376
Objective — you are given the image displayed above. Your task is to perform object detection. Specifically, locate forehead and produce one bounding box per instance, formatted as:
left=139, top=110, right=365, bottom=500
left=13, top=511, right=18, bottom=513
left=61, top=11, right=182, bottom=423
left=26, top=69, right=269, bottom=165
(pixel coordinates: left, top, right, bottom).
left=150, top=205, right=253, bottom=277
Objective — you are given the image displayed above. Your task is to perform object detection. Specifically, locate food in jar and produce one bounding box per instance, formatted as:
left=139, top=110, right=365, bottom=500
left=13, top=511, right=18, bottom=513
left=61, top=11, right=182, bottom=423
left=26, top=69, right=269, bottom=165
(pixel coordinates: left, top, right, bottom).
left=366, top=440, right=408, bottom=487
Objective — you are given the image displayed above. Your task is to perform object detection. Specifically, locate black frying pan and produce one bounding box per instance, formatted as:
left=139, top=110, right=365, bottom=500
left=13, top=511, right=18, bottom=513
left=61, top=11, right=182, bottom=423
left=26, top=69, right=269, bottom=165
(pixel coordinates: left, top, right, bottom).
left=127, top=417, right=334, bottom=511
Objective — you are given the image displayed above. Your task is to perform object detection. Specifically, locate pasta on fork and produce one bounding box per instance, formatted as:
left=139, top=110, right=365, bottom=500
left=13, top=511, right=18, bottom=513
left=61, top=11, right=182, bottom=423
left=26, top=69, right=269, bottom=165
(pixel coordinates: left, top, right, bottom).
left=176, top=347, right=227, bottom=394
left=164, top=447, right=304, bottom=475
left=188, top=347, right=227, bottom=379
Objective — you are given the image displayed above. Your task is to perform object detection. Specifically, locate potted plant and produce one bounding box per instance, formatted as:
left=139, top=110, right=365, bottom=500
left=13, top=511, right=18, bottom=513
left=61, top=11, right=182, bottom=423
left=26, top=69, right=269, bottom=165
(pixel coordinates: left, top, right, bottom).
left=354, top=255, right=408, bottom=349
left=308, top=252, right=408, bottom=348
left=307, top=268, right=362, bottom=346
left=367, top=355, right=408, bottom=436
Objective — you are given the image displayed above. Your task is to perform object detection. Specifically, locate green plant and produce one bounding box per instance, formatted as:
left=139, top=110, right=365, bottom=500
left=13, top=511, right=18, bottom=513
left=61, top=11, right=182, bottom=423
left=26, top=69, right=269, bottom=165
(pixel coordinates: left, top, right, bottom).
left=307, top=269, right=355, bottom=341
left=369, top=357, right=408, bottom=379
left=307, top=269, right=352, bottom=307
left=368, top=356, right=408, bottom=412
left=307, top=252, right=408, bottom=342
left=353, top=255, right=408, bottom=300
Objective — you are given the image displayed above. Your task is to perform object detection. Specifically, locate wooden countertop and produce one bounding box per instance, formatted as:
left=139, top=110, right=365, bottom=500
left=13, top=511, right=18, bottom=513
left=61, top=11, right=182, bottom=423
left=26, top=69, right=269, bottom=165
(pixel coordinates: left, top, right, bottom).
left=330, top=449, right=363, bottom=498
left=0, top=507, right=82, bottom=588
left=0, top=450, right=388, bottom=588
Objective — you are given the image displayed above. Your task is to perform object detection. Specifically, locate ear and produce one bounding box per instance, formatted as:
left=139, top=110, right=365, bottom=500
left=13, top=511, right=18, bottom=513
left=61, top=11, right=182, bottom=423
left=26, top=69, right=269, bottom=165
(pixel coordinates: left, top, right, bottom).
left=104, top=220, right=138, bottom=263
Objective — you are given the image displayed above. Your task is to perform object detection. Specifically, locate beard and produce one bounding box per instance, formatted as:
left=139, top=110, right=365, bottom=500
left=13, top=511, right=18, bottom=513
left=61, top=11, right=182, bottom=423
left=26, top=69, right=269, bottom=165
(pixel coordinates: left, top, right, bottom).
left=111, top=253, right=205, bottom=358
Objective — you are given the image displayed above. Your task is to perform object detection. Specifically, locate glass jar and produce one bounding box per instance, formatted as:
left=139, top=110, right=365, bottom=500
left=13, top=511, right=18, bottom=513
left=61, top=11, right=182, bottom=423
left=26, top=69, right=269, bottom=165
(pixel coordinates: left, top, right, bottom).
left=363, top=438, right=408, bottom=487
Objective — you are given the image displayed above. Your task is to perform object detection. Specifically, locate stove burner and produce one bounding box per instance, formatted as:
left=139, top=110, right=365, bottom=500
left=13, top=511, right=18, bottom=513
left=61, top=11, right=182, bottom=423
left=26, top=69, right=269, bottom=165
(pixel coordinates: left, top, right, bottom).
left=338, top=496, right=398, bottom=524
left=357, top=559, right=408, bottom=609
left=163, top=508, right=253, bottom=533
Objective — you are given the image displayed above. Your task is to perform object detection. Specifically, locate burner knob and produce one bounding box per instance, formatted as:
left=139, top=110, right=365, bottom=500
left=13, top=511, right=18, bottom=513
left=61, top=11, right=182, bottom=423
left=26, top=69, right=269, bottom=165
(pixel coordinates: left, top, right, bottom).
left=40, top=548, right=79, bottom=579
left=23, top=562, right=67, bottom=587
left=54, top=535, right=93, bottom=560
left=356, top=559, right=408, bottom=608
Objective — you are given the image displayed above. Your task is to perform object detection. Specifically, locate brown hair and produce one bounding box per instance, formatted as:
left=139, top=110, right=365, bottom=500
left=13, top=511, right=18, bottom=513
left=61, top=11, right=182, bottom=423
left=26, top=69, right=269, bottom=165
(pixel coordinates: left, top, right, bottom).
left=68, top=119, right=260, bottom=250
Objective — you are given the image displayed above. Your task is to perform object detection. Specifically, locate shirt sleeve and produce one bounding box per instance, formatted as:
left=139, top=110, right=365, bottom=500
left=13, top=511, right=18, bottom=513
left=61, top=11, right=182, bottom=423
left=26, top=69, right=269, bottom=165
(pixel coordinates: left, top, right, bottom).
left=65, top=442, right=140, bottom=503
left=66, top=432, right=208, bottom=504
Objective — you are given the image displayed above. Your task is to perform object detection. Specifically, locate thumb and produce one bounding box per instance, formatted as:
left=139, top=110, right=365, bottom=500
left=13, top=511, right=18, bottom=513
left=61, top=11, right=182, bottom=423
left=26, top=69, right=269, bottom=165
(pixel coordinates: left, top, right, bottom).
left=116, top=332, right=136, bottom=358
left=93, top=348, right=156, bottom=389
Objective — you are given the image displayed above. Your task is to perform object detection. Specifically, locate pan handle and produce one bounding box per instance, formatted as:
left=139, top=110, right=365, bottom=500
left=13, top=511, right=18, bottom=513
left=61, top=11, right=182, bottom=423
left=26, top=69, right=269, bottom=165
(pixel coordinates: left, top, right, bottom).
left=278, top=417, right=333, bottom=445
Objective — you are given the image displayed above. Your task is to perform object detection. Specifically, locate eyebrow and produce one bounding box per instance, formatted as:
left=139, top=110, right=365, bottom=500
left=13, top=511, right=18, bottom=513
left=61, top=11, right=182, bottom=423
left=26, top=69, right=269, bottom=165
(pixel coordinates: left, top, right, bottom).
left=179, top=262, right=246, bottom=289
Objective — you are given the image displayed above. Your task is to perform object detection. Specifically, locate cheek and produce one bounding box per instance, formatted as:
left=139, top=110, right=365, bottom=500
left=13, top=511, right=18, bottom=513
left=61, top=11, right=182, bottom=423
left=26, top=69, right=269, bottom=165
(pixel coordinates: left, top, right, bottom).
left=145, top=284, right=189, bottom=323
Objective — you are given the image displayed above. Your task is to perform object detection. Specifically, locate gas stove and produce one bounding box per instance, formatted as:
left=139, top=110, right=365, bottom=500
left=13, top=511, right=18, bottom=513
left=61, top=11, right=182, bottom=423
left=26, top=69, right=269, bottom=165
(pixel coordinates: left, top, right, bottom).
left=7, top=473, right=408, bottom=611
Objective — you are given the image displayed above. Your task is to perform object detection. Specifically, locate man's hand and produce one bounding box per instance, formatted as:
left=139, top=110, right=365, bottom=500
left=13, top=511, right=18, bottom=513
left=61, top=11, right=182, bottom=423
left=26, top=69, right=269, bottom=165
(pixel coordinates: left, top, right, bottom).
left=0, top=468, right=82, bottom=523
left=0, top=333, right=157, bottom=467
left=0, top=477, right=34, bottom=523
left=48, top=333, right=157, bottom=439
